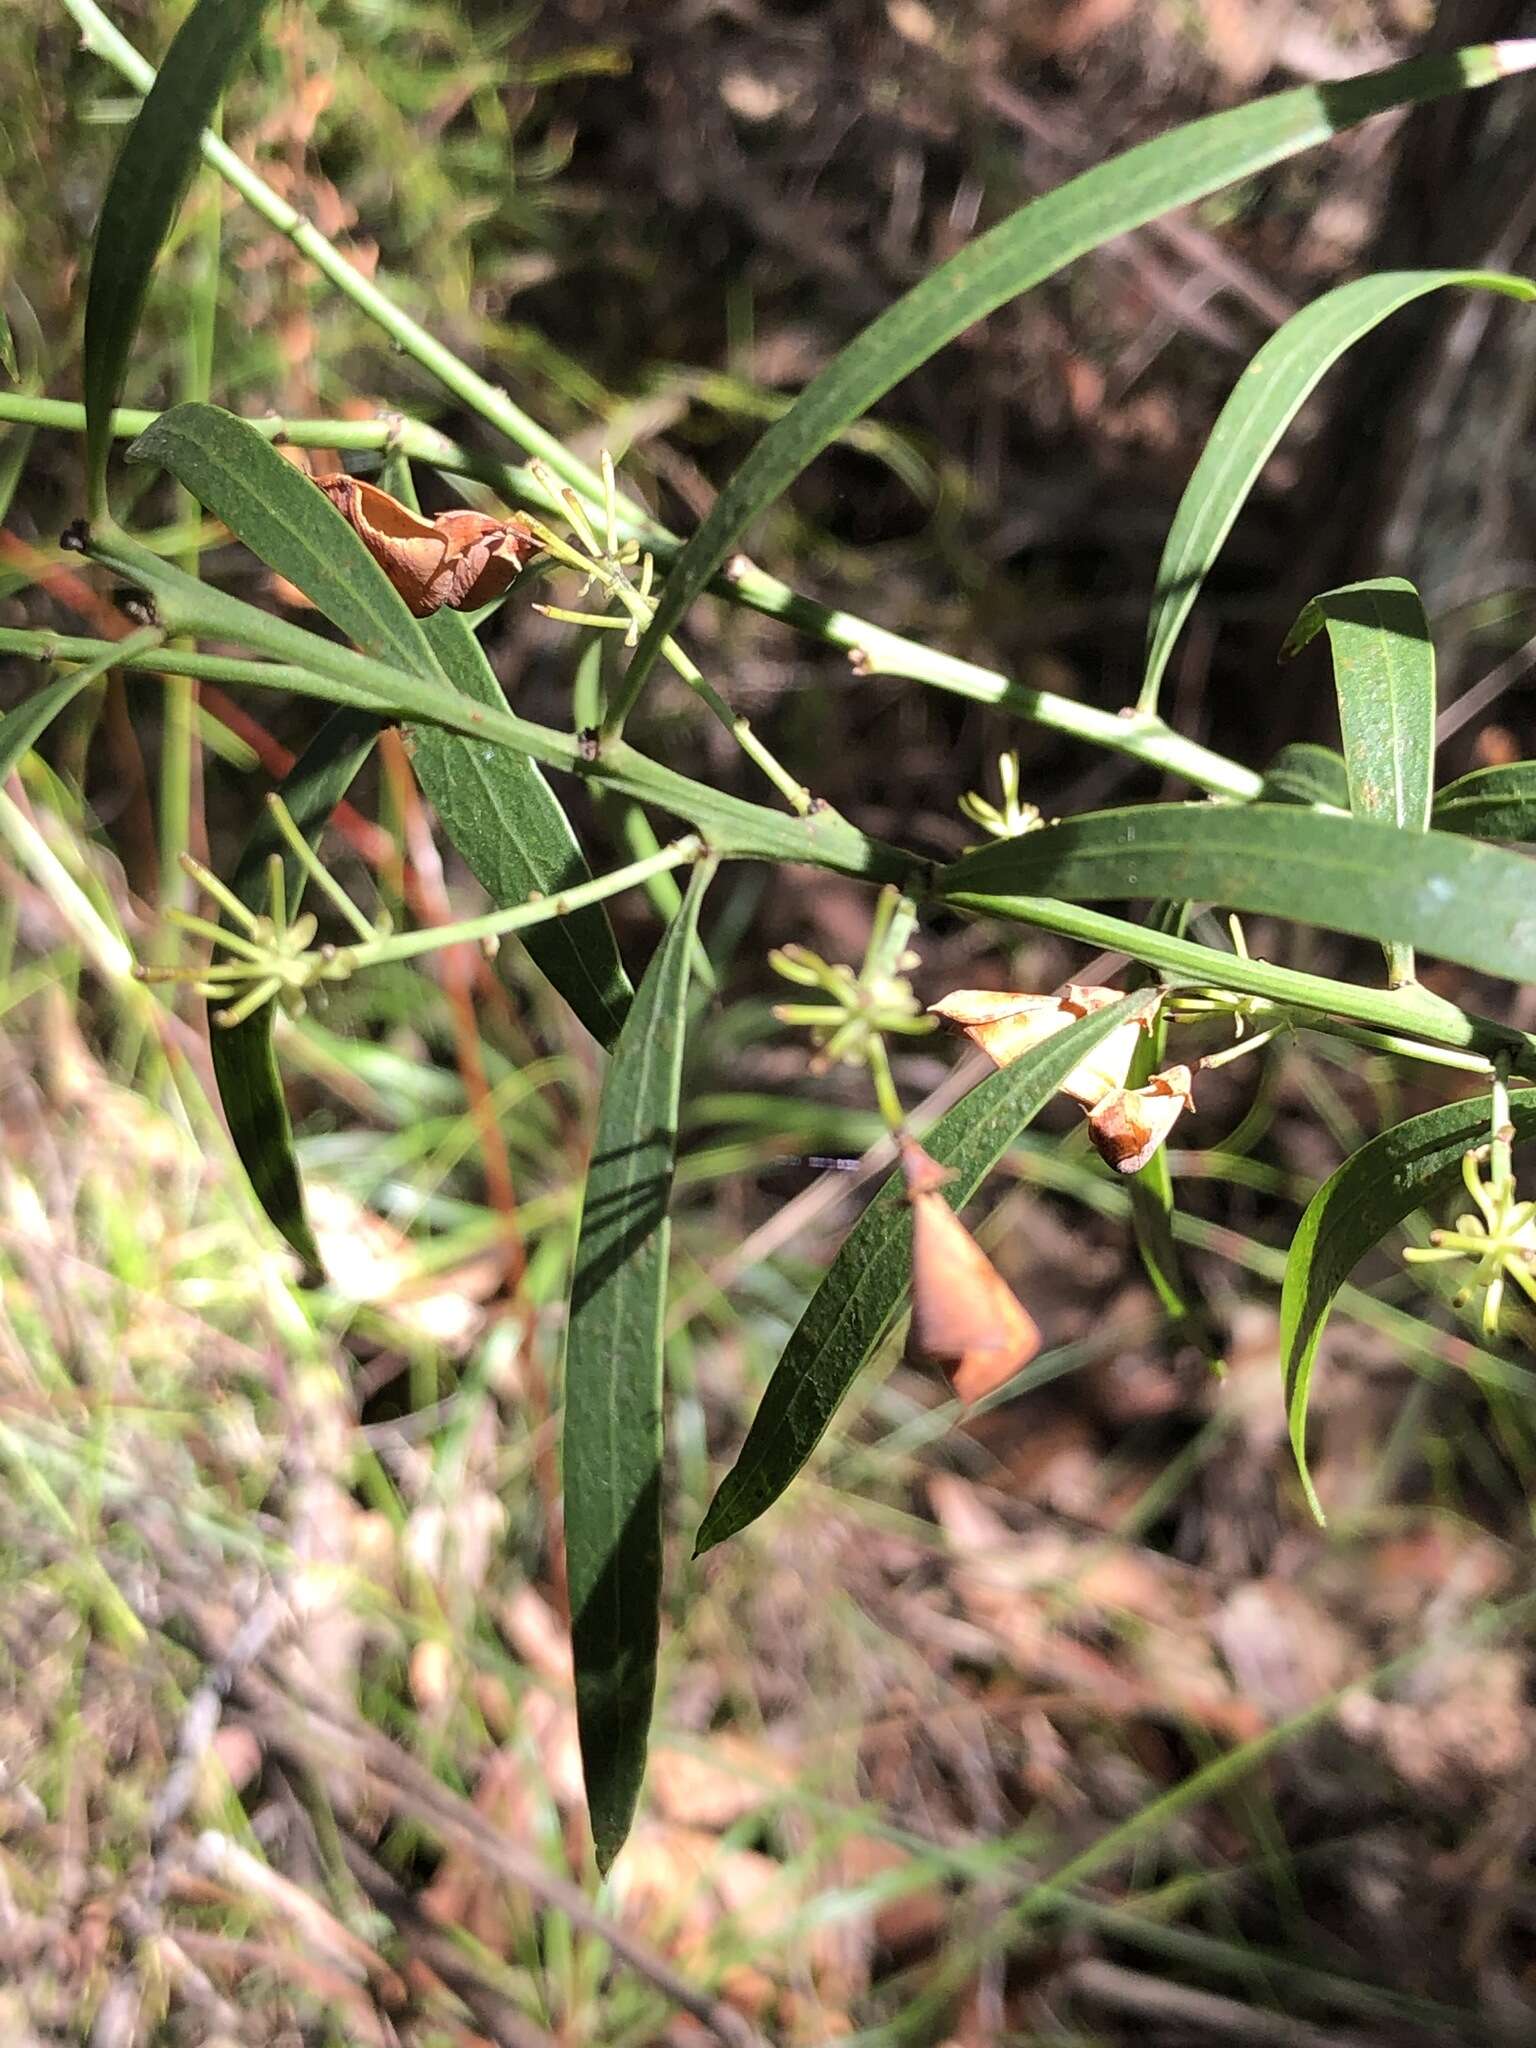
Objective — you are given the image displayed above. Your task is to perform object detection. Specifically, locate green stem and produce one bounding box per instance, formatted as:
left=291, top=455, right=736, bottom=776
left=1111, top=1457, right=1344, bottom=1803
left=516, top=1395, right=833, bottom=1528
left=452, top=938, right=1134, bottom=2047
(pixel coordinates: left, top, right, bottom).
left=528, top=520, right=813, bottom=813
left=0, top=387, right=1257, bottom=798
left=160, top=137, right=222, bottom=919
left=59, top=0, right=619, bottom=515
left=8, top=615, right=1528, bottom=1065
left=865, top=1034, right=907, bottom=1135
left=941, top=882, right=1535, bottom=1060
left=0, top=619, right=914, bottom=883
left=339, top=836, right=703, bottom=972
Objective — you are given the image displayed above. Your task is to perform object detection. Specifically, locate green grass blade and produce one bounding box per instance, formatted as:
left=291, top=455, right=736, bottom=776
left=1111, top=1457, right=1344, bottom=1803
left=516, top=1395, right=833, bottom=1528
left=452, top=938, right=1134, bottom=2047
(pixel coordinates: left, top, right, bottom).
left=939, top=803, right=1536, bottom=988
left=211, top=708, right=382, bottom=1269
left=1284, top=577, right=1437, bottom=983
left=1142, top=272, right=1533, bottom=713
left=1281, top=1088, right=1536, bottom=1521
left=695, top=996, right=1147, bottom=1555
left=620, top=47, right=1535, bottom=712
left=83, top=0, right=271, bottom=511
left=564, top=862, right=713, bottom=1873
left=128, top=403, right=447, bottom=682
left=1432, top=762, right=1536, bottom=841
left=0, top=627, right=163, bottom=781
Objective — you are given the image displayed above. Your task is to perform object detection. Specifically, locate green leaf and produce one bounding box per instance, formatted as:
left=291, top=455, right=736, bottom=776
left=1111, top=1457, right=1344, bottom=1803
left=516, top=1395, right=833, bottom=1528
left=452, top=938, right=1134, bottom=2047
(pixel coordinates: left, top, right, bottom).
left=1260, top=742, right=1350, bottom=811
left=1433, top=762, right=1536, bottom=843
left=411, top=619, right=633, bottom=1047
left=696, top=996, right=1147, bottom=1555
left=211, top=708, right=381, bottom=1268
left=940, top=804, right=1536, bottom=990
left=0, top=309, right=17, bottom=384
left=128, top=403, right=447, bottom=682
left=84, top=520, right=915, bottom=883
left=564, top=862, right=713, bottom=1873
left=1281, top=1087, right=1536, bottom=1521
left=84, top=1, right=270, bottom=509
left=1282, top=579, right=1436, bottom=833
left=622, top=48, right=1532, bottom=710
left=1284, top=577, right=1437, bottom=984
left=368, top=455, right=632, bottom=1048
left=0, top=627, right=163, bottom=782
left=1142, top=272, right=1533, bottom=712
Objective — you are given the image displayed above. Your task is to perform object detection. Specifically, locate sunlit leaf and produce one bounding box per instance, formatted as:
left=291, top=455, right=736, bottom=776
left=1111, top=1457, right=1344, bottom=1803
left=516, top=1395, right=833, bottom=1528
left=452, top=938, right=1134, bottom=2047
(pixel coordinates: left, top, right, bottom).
left=1283, top=577, right=1437, bottom=983
left=129, top=403, right=447, bottom=682
left=1433, top=762, right=1536, bottom=843
left=377, top=458, right=633, bottom=1046
left=564, top=862, right=712, bottom=1873
left=696, top=996, right=1146, bottom=1555
left=624, top=49, right=1532, bottom=711
left=1142, top=273, right=1532, bottom=712
left=940, top=804, right=1536, bottom=988
left=84, top=0, right=270, bottom=508
left=1282, top=1088, right=1536, bottom=1520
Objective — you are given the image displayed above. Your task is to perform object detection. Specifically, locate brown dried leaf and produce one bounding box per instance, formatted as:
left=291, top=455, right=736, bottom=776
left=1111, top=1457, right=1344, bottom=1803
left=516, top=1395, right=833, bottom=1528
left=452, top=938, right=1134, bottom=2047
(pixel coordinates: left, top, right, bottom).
left=648, top=1733, right=795, bottom=1832
left=900, top=1139, right=1040, bottom=1402
left=929, top=984, right=1154, bottom=1107
left=312, top=473, right=538, bottom=618
left=1087, top=1063, right=1196, bottom=1174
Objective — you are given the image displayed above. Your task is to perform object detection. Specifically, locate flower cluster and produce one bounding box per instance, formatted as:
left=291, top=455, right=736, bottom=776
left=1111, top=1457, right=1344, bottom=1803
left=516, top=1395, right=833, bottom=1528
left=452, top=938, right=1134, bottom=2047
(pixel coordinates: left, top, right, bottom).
left=1404, top=1094, right=1536, bottom=1339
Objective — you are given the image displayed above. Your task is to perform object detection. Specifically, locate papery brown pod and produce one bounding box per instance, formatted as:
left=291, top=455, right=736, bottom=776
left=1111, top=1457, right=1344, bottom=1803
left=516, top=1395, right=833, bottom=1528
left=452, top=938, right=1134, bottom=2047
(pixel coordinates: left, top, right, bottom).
left=929, top=984, right=1157, bottom=1108
left=312, top=473, right=539, bottom=618
left=899, top=1136, right=1041, bottom=1403
left=1087, top=1063, right=1196, bottom=1175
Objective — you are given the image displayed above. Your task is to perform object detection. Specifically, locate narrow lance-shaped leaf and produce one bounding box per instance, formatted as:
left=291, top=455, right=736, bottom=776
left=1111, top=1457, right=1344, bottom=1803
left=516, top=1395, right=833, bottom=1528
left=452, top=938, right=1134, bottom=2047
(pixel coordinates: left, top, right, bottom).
left=84, top=0, right=271, bottom=509
left=0, top=626, right=164, bottom=783
left=1282, top=1088, right=1536, bottom=1522
left=129, top=403, right=450, bottom=684
left=1142, top=272, right=1533, bottom=713
left=622, top=48, right=1536, bottom=712
left=939, top=803, right=1536, bottom=991
left=376, top=457, right=633, bottom=1047
left=1284, top=577, right=1437, bottom=986
left=211, top=709, right=382, bottom=1268
left=1260, top=741, right=1350, bottom=811
left=81, top=515, right=915, bottom=882
left=1432, top=762, right=1536, bottom=843
left=696, top=995, right=1148, bottom=1555
left=564, top=860, right=712, bottom=1874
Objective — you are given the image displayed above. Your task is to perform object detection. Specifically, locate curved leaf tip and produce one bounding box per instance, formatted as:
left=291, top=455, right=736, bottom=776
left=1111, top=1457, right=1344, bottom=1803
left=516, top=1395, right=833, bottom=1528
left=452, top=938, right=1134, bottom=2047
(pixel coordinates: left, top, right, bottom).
left=1280, top=1088, right=1536, bottom=1522
left=83, top=0, right=272, bottom=508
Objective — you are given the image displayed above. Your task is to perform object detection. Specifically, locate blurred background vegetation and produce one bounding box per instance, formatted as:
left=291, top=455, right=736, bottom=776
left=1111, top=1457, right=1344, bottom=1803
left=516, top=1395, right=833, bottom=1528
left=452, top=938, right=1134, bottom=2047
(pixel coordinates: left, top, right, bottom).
left=5, top=1, right=1536, bottom=2042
